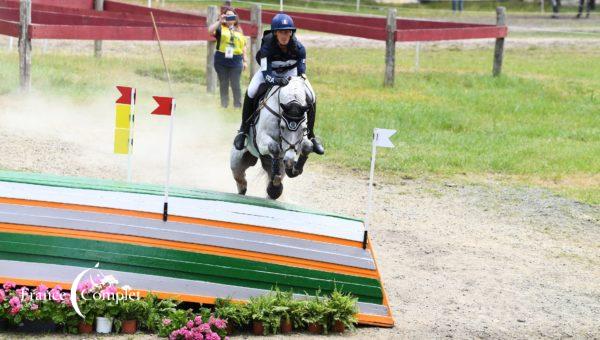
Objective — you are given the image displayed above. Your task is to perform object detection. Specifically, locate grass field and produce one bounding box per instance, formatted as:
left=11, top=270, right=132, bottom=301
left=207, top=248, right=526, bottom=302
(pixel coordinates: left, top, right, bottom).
left=0, top=39, right=598, bottom=204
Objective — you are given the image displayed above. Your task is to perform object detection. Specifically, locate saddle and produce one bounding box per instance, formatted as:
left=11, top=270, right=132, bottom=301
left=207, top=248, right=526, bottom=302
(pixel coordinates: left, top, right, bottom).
left=249, top=83, right=270, bottom=127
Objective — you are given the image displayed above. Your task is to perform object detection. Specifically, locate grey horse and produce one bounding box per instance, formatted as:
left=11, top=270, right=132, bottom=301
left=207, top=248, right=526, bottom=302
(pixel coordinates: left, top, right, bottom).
left=230, top=76, right=315, bottom=199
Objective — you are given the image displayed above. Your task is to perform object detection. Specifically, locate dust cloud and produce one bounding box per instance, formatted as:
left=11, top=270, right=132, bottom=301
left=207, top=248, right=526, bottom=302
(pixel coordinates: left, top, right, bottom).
left=0, top=89, right=271, bottom=197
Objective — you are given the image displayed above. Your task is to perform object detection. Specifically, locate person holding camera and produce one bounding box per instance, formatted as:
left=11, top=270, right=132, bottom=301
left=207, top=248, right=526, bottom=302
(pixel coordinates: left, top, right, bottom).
left=208, top=7, right=248, bottom=108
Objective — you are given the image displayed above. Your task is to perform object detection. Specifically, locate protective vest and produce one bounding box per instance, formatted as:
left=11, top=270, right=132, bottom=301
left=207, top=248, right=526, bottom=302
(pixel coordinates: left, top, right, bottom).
left=216, top=25, right=245, bottom=55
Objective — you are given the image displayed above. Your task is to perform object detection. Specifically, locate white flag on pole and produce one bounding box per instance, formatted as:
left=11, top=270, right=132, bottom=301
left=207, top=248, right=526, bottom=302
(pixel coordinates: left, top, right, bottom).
left=374, top=128, right=396, bottom=148
left=363, top=127, right=396, bottom=249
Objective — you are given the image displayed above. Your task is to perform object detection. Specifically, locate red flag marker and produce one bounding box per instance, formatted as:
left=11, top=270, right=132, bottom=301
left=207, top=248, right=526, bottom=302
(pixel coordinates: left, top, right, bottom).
left=116, top=86, right=135, bottom=105
left=152, top=96, right=175, bottom=116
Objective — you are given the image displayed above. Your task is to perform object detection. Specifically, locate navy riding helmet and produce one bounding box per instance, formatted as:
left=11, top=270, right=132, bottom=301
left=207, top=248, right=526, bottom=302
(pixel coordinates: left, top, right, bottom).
left=271, top=13, right=296, bottom=32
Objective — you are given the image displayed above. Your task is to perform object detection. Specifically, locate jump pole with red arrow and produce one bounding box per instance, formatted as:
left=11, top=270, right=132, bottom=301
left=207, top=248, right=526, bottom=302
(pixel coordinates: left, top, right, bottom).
left=150, top=12, right=176, bottom=222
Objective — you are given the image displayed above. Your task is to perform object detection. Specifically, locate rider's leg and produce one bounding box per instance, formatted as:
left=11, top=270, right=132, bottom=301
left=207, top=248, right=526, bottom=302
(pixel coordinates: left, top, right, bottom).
left=234, top=71, right=264, bottom=150
left=301, top=77, right=325, bottom=155
left=307, top=101, right=324, bottom=155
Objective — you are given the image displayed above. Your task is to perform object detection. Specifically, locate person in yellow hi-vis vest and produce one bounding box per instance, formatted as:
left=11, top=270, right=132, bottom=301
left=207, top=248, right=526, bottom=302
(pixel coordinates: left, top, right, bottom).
left=208, top=7, right=248, bottom=108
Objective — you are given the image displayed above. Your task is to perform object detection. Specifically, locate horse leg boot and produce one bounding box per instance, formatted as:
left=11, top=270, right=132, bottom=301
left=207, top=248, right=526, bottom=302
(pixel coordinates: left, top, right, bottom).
left=233, top=92, right=255, bottom=150
left=267, top=155, right=284, bottom=199
left=307, top=102, right=325, bottom=155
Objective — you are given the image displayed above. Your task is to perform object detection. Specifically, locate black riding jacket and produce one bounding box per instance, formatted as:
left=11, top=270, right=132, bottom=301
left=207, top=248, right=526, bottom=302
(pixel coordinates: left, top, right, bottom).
left=255, top=32, right=306, bottom=85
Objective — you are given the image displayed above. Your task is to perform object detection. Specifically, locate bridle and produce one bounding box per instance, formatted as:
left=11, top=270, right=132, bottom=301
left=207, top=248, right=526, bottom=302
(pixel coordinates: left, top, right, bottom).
left=261, top=83, right=308, bottom=154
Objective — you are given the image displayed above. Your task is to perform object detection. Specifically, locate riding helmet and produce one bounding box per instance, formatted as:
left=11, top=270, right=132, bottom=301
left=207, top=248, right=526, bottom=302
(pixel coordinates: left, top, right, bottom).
left=271, top=13, right=296, bottom=32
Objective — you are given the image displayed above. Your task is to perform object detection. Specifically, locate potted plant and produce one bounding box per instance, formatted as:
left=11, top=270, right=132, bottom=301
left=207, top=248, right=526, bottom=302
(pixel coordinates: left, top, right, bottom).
left=214, top=297, right=249, bottom=334
left=11, top=285, right=59, bottom=333
left=247, top=293, right=280, bottom=335
left=273, top=289, right=294, bottom=334
left=0, top=284, right=11, bottom=331
left=142, top=292, right=177, bottom=332
left=168, top=313, right=229, bottom=339
left=118, top=299, right=147, bottom=334
left=327, top=288, right=359, bottom=333
left=157, top=308, right=194, bottom=337
left=301, top=292, right=331, bottom=335
left=93, top=298, right=120, bottom=334
left=76, top=298, right=95, bottom=334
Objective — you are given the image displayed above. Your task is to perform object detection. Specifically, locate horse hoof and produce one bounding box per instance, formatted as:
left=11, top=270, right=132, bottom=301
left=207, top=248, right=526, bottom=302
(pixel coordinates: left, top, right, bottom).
left=285, top=167, right=303, bottom=178
left=267, top=182, right=283, bottom=199
left=238, top=188, right=247, bottom=195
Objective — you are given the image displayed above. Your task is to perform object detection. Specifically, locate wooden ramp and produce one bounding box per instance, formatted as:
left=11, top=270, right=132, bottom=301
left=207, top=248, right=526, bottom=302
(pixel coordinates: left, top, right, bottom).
left=0, top=171, right=393, bottom=327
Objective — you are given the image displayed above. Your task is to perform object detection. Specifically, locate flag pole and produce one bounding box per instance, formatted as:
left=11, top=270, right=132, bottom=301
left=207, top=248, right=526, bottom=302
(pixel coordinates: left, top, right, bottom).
left=150, top=12, right=175, bottom=222
left=363, top=128, right=378, bottom=249
left=126, top=89, right=136, bottom=183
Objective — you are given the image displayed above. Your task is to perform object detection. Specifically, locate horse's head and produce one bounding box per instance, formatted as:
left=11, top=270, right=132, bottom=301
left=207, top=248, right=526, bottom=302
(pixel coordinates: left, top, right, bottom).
left=277, top=77, right=313, bottom=168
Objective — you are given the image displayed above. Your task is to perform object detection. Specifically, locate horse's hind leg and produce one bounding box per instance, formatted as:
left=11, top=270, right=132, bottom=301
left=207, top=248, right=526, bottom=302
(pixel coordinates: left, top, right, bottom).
left=230, top=149, right=257, bottom=195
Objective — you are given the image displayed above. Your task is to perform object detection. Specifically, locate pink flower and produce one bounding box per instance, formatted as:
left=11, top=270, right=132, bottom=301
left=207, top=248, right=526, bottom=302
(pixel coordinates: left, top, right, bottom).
left=78, top=280, right=93, bottom=294
left=204, top=332, right=220, bottom=340
left=9, top=296, right=21, bottom=308
left=35, top=290, right=46, bottom=300
left=214, top=318, right=227, bottom=330
left=198, top=323, right=211, bottom=332
left=31, top=303, right=38, bottom=311
left=50, top=288, right=62, bottom=302
left=16, top=286, right=29, bottom=298
left=162, top=318, right=172, bottom=326
left=99, top=285, right=117, bottom=298
left=10, top=306, right=20, bottom=315
left=36, top=283, right=48, bottom=293
left=63, top=293, right=72, bottom=306
left=194, top=315, right=203, bottom=325
left=187, top=320, right=194, bottom=329
left=208, top=314, right=216, bottom=325
left=192, top=332, right=204, bottom=340
left=0, top=289, right=5, bottom=303
left=3, top=282, right=16, bottom=290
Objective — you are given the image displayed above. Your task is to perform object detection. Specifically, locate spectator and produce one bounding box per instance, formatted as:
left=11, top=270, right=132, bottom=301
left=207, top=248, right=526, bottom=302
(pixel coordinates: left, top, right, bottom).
left=551, top=0, right=561, bottom=18
left=576, top=0, right=592, bottom=18
left=452, top=0, right=464, bottom=13
left=208, top=7, right=248, bottom=108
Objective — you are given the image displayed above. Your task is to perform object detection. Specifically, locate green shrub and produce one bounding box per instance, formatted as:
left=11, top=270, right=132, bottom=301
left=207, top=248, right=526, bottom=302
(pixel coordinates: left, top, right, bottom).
left=327, top=287, right=359, bottom=331
left=246, top=293, right=281, bottom=335
left=214, top=297, right=249, bottom=330
left=300, top=291, right=331, bottom=333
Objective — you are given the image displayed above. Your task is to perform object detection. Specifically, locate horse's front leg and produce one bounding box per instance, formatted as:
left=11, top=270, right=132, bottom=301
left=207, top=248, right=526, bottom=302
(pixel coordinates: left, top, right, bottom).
left=258, top=138, right=283, bottom=183
left=287, top=138, right=312, bottom=178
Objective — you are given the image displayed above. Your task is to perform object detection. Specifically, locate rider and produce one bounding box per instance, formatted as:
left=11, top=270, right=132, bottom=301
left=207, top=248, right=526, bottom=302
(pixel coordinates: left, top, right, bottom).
left=232, top=13, right=325, bottom=155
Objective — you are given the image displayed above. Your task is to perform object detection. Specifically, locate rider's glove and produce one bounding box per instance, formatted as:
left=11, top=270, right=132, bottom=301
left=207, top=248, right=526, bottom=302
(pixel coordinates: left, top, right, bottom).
left=274, top=77, right=290, bottom=87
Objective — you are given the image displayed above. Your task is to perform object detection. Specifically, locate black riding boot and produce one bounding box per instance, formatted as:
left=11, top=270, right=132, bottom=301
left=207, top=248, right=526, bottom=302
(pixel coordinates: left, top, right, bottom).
left=307, top=102, right=325, bottom=155
left=233, top=92, right=254, bottom=150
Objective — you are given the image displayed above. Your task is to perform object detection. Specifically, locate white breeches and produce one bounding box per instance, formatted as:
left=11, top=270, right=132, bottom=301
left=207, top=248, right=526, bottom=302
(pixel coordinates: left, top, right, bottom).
left=247, top=69, right=315, bottom=102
